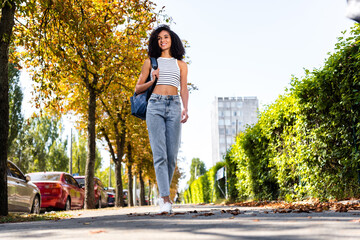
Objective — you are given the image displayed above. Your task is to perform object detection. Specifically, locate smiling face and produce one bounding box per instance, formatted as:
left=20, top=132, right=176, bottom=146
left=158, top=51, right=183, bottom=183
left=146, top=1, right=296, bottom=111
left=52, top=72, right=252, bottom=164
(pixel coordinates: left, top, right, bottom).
left=158, top=30, right=172, bottom=52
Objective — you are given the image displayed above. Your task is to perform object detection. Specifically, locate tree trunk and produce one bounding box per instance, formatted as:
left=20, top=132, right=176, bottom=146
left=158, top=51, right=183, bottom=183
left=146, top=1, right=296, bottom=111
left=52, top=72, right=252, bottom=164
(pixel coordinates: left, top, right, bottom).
left=0, top=0, right=16, bottom=216
left=139, top=168, right=146, bottom=206
left=127, top=143, right=133, bottom=206
left=84, top=85, right=96, bottom=209
left=127, top=163, right=133, bottom=206
left=102, top=128, right=124, bottom=206
left=148, top=180, right=152, bottom=205
left=114, top=160, right=123, bottom=207
left=114, top=119, right=126, bottom=207
left=101, top=119, right=125, bottom=208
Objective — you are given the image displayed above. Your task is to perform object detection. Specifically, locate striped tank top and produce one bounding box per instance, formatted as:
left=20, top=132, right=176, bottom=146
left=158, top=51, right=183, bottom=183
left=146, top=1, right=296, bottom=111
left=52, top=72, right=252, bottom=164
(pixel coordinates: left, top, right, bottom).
left=152, top=57, right=180, bottom=88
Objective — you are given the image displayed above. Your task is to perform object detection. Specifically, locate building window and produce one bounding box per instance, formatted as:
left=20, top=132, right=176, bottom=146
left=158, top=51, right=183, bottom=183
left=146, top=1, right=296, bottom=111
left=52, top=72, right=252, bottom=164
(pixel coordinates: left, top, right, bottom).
left=237, top=102, right=243, bottom=108
left=225, top=110, right=230, bottom=117
left=219, top=127, right=225, bottom=135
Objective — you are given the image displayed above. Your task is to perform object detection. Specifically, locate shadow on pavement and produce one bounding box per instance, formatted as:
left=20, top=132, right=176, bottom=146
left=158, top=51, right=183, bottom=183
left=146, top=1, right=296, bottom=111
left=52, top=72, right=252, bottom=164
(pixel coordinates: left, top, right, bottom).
left=0, top=205, right=359, bottom=240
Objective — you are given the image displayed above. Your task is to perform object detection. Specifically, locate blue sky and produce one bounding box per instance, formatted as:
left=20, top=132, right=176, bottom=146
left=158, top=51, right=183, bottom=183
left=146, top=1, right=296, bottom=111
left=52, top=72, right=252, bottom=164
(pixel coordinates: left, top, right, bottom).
left=20, top=0, right=355, bottom=189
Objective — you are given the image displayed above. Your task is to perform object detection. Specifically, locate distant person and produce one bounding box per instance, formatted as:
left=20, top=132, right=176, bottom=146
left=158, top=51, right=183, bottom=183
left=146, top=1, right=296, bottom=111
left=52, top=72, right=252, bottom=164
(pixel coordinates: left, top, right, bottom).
left=135, top=25, right=189, bottom=213
left=346, top=0, right=360, bottom=22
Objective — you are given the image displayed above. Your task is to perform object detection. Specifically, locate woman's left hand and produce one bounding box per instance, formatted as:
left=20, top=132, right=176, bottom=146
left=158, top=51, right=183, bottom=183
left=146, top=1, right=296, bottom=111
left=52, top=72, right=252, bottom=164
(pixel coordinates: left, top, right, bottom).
left=181, top=109, right=188, bottom=123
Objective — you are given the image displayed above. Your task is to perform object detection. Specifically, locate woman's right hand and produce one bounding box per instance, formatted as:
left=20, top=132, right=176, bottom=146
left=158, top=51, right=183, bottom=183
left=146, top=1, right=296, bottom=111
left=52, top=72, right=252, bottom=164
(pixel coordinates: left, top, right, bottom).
left=152, top=68, right=159, bottom=80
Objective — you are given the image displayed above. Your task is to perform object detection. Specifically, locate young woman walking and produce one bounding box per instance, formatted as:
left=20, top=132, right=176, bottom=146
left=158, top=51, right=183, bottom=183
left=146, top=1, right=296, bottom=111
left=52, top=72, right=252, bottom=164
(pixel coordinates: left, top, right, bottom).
left=135, top=25, right=189, bottom=213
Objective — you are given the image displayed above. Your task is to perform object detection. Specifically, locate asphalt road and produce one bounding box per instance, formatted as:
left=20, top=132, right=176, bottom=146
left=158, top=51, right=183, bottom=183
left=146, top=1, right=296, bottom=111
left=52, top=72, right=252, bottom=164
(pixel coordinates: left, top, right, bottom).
left=0, top=204, right=359, bottom=240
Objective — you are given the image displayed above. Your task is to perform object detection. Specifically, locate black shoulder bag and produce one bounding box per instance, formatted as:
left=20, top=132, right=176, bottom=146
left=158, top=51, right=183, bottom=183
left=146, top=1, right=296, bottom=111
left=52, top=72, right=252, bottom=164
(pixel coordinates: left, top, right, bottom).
left=130, top=57, right=158, bottom=120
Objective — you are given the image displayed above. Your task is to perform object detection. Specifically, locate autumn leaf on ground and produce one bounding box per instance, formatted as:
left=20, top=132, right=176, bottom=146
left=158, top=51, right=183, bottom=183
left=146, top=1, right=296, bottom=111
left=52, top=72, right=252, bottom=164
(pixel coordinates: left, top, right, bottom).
left=193, top=212, right=215, bottom=217
left=174, top=212, right=186, bottom=215
left=350, top=219, right=360, bottom=223
left=314, top=208, right=323, bottom=212
left=293, top=208, right=310, bottom=213
left=155, top=212, right=169, bottom=216
left=128, top=212, right=151, bottom=217
left=224, top=209, right=242, bottom=215
left=89, top=230, right=106, bottom=234
left=274, top=209, right=292, bottom=214
left=335, top=205, right=348, bottom=212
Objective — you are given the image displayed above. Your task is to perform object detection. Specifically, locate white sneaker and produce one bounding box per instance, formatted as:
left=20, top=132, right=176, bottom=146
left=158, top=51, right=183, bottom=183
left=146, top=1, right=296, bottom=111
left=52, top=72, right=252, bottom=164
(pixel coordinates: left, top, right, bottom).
left=158, top=198, right=172, bottom=213
left=158, top=198, right=164, bottom=208
left=160, top=202, right=172, bottom=214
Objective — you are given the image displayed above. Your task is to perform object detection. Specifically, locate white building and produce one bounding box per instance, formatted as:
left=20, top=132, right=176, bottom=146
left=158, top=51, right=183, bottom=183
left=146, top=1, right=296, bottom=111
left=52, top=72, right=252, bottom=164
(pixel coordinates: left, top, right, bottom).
left=211, top=96, right=259, bottom=165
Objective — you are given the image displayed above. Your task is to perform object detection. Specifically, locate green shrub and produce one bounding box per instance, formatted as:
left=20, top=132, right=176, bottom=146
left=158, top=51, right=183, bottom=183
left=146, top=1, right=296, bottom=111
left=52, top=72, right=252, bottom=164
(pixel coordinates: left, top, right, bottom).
left=225, top=25, right=360, bottom=201
left=183, top=161, right=225, bottom=203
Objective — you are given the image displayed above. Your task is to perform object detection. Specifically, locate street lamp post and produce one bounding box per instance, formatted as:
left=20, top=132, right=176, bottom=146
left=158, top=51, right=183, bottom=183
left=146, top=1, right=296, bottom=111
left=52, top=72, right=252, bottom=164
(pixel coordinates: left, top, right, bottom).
left=69, top=128, right=72, bottom=175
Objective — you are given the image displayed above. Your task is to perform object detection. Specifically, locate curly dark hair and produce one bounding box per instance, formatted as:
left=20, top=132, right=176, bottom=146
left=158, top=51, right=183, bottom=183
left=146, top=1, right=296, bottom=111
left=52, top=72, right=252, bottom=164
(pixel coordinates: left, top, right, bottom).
left=148, top=25, right=185, bottom=60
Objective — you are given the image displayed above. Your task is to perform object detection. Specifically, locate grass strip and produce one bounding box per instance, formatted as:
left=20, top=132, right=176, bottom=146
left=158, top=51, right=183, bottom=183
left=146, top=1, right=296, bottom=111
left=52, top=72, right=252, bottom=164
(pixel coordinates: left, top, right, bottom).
left=0, top=211, right=73, bottom=224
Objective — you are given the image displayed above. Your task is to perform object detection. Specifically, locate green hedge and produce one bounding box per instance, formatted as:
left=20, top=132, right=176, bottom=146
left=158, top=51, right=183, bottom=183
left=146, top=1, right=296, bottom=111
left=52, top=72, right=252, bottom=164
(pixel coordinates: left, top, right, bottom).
left=185, top=25, right=360, bottom=203
left=226, top=25, right=360, bottom=201
left=184, top=162, right=225, bottom=204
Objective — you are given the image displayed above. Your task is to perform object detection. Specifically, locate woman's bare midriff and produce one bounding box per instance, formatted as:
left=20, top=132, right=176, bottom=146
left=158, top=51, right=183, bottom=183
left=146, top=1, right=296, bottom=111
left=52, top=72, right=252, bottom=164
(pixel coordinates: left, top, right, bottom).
left=153, top=85, right=178, bottom=96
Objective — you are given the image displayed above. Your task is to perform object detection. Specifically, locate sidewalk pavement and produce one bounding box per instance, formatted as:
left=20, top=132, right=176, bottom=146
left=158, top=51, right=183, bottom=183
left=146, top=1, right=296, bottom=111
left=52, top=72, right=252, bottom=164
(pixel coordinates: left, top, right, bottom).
left=0, top=204, right=359, bottom=240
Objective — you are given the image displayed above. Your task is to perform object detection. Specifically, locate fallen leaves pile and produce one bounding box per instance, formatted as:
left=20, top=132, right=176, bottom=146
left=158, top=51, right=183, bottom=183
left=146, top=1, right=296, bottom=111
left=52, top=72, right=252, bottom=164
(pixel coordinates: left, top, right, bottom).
left=228, top=200, right=360, bottom=214
left=125, top=200, right=360, bottom=218
left=127, top=210, right=219, bottom=218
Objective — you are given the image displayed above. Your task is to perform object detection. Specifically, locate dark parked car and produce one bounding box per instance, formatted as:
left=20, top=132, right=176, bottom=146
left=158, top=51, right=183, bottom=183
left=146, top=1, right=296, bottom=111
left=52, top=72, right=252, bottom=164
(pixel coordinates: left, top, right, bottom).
left=74, top=176, right=108, bottom=208
left=104, top=188, right=128, bottom=207
left=123, top=189, right=128, bottom=206
left=7, top=161, right=41, bottom=214
left=105, top=187, right=115, bottom=207
left=28, top=172, right=84, bottom=211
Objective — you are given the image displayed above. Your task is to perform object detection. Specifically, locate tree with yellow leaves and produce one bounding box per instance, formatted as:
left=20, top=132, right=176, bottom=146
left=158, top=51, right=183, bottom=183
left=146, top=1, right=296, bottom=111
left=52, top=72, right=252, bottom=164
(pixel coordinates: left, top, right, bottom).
left=15, top=0, right=156, bottom=209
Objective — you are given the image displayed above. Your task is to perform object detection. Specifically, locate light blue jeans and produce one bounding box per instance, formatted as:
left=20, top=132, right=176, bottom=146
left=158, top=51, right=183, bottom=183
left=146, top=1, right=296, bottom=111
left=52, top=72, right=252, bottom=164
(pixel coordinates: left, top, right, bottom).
left=146, top=93, right=182, bottom=197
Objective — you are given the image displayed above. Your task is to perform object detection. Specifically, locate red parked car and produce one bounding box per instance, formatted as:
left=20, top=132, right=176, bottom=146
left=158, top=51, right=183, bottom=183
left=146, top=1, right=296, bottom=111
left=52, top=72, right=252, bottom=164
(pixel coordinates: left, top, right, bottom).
left=28, top=172, right=85, bottom=211
left=74, top=176, right=108, bottom=208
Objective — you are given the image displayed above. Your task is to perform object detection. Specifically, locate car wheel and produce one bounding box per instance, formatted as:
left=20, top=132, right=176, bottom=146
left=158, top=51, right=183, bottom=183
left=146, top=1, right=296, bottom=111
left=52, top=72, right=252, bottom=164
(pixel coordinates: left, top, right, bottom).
left=65, top=197, right=71, bottom=211
left=31, top=195, right=41, bottom=214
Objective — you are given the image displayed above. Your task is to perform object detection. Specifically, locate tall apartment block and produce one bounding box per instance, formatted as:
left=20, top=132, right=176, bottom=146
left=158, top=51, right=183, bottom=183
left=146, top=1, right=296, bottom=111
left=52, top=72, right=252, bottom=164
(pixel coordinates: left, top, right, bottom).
left=211, top=96, right=259, bottom=165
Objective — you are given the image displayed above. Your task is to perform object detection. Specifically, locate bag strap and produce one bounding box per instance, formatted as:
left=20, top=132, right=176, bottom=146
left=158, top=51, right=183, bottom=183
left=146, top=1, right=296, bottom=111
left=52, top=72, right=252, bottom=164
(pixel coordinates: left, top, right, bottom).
left=150, top=57, right=158, bottom=70
left=146, top=57, right=158, bottom=101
